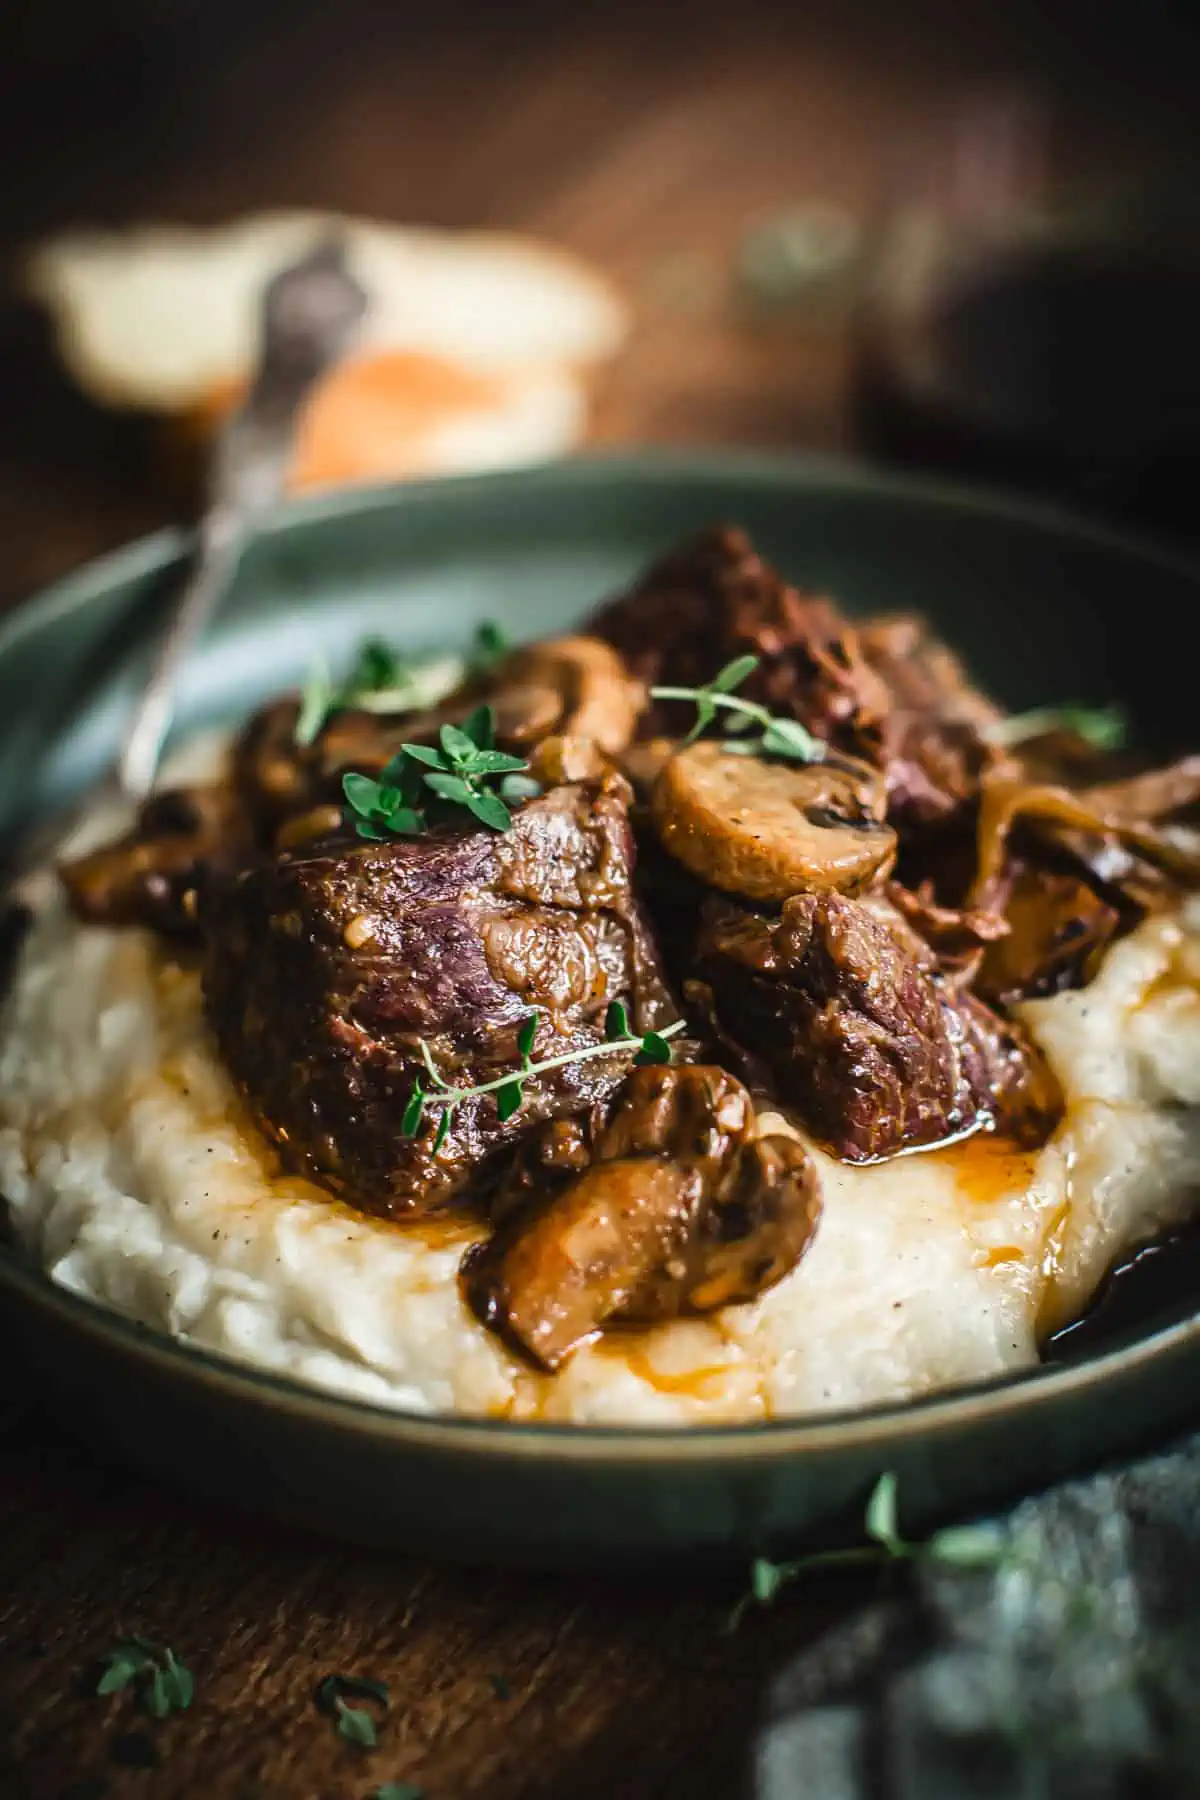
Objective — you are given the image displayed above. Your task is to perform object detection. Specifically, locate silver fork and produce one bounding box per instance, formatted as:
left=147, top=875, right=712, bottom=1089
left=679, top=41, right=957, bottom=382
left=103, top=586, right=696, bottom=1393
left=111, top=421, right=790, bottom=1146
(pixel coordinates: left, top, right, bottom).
left=4, top=237, right=367, bottom=902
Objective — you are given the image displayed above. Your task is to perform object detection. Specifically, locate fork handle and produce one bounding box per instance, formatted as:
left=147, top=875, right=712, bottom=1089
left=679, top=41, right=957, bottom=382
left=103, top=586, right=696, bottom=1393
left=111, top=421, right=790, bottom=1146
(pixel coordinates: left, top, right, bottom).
left=116, top=505, right=247, bottom=804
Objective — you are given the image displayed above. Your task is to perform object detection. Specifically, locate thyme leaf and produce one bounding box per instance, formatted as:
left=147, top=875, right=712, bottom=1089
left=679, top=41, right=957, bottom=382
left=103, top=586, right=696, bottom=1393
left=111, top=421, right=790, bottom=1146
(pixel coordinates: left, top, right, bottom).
left=728, top=1473, right=1007, bottom=1628
left=400, top=1008, right=686, bottom=1140
left=470, top=619, right=509, bottom=675
left=988, top=703, right=1128, bottom=751
left=296, top=658, right=336, bottom=747
left=315, top=1674, right=390, bottom=1750
left=96, top=1639, right=194, bottom=1717
left=864, top=1469, right=908, bottom=1558
left=295, top=637, right=463, bottom=743
left=341, top=704, right=533, bottom=840
left=336, top=1704, right=378, bottom=1748
left=604, top=999, right=631, bottom=1039
left=651, top=656, right=824, bottom=762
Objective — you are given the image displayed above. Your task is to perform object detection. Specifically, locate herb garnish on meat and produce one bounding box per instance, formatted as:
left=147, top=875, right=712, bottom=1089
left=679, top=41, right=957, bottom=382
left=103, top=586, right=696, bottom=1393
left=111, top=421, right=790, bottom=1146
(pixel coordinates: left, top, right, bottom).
left=297, top=638, right=415, bottom=746
left=296, top=619, right=507, bottom=746
left=650, top=653, right=825, bottom=761
left=342, top=704, right=533, bottom=839
left=469, top=618, right=509, bottom=675
left=403, top=1002, right=686, bottom=1150
left=988, top=702, right=1127, bottom=750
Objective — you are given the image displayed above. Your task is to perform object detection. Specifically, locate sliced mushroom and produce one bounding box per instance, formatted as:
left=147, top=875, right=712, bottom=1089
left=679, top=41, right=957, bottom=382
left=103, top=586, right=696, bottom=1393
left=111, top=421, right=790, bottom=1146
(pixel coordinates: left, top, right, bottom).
left=528, top=732, right=609, bottom=788
left=462, top=1064, right=822, bottom=1370
left=493, top=635, right=645, bottom=754
left=621, top=1133, right=820, bottom=1318
left=652, top=742, right=895, bottom=902
left=971, top=767, right=1200, bottom=907
left=619, top=736, right=676, bottom=800
left=1082, top=755, right=1200, bottom=824
left=976, top=864, right=1118, bottom=1006
left=316, top=684, right=562, bottom=775
left=464, top=1156, right=704, bottom=1370
left=235, top=698, right=316, bottom=819
left=60, top=783, right=248, bottom=935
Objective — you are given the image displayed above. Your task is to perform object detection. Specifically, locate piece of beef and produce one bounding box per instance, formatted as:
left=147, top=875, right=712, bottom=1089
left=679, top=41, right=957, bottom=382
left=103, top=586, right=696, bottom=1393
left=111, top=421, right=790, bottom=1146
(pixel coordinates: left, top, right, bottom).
left=885, top=878, right=1009, bottom=960
left=590, top=526, right=890, bottom=759
left=236, top=634, right=640, bottom=827
left=462, top=1064, right=821, bottom=1369
left=200, top=774, right=677, bottom=1218
left=60, top=638, right=634, bottom=938
left=857, top=614, right=1006, bottom=831
left=592, top=527, right=1009, bottom=835
left=693, top=891, right=1061, bottom=1163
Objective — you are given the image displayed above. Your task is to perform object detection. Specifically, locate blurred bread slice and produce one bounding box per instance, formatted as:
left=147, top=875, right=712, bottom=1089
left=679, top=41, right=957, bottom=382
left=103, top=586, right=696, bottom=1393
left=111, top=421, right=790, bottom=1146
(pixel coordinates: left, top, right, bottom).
left=287, top=350, right=586, bottom=491
left=24, top=211, right=626, bottom=484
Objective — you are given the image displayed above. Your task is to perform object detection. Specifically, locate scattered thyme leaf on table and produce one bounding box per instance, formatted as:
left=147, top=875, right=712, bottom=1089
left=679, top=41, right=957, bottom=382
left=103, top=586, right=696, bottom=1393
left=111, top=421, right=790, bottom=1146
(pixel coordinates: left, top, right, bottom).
left=315, top=1673, right=391, bottom=1749
left=727, top=1472, right=1007, bottom=1628
left=96, top=1639, right=194, bottom=1717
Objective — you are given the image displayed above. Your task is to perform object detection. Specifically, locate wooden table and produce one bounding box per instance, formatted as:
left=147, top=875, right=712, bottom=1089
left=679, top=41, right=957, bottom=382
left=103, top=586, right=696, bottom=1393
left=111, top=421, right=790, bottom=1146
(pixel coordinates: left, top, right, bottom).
left=0, top=5, right=1194, bottom=1794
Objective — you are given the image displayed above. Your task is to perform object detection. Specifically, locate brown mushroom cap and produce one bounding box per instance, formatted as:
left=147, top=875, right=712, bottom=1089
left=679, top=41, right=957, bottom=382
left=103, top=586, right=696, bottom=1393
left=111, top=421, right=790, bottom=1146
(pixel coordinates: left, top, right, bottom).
left=651, top=742, right=896, bottom=901
left=622, top=1131, right=821, bottom=1318
left=461, top=1065, right=822, bottom=1370
left=495, top=635, right=645, bottom=755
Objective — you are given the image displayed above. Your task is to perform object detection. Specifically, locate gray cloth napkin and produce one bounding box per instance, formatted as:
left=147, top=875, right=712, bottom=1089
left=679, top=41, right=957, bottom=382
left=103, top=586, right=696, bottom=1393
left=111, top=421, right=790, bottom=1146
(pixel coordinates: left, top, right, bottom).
left=754, top=1436, right=1200, bottom=1799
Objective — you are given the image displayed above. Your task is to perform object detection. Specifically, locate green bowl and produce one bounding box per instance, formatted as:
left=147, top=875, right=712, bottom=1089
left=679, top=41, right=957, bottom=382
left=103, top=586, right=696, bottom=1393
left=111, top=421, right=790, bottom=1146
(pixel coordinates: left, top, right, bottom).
left=2, top=451, right=1199, bottom=1568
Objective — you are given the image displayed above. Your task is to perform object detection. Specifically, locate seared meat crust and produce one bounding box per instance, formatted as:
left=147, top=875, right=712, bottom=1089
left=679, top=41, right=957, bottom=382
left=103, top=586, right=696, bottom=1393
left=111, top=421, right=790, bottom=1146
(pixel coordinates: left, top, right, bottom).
left=592, top=525, right=890, bottom=760
left=592, top=526, right=1006, bottom=831
left=694, top=891, right=1060, bottom=1162
left=201, top=776, right=676, bottom=1217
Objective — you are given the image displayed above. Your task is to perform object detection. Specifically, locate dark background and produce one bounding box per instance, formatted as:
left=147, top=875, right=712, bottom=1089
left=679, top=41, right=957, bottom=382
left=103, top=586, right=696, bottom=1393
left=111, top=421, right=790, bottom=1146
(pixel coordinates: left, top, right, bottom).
left=1, top=0, right=1199, bottom=604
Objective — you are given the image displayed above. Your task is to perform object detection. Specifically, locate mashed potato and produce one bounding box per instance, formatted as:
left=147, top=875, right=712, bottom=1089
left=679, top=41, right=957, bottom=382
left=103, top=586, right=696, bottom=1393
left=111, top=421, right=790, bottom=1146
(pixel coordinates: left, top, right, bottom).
left=3, top=829, right=1200, bottom=1424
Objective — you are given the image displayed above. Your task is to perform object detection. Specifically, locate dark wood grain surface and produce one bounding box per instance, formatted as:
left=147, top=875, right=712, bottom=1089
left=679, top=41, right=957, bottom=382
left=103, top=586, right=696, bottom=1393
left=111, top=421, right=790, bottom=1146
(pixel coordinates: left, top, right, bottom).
left=1, top=5, right=1195, bottom=1795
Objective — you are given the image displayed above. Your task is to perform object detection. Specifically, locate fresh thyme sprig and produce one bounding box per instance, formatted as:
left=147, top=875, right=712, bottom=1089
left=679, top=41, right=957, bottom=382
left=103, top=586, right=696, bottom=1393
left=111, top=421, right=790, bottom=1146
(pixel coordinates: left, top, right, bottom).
left=297, top=638, right=413, bottom=746
left=342, top=704, right=535, bottom=840
left=315, top=1673, right=390, bottom=1749
left=469, top=618, right=509, bottom=676
left=296, top=619, right=507, bottom=746
left=404, top=1001, right=686, bottom=1151
left=650, top=654, right=825, bottom=762
left=727, top=1472, right=1007, bottom=1629
left=96, top=1638, right=195, bottom=1718
left=988, top=702, right=1128, bottom=752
